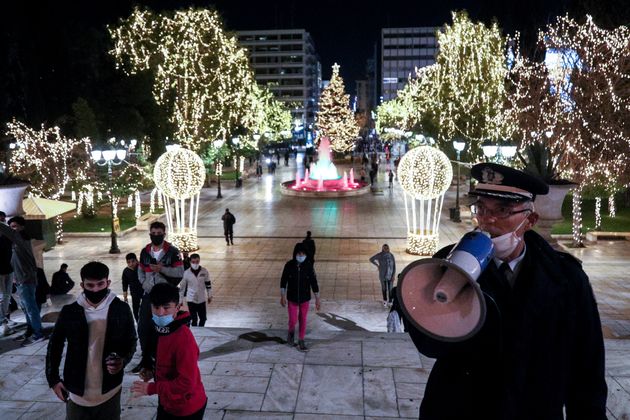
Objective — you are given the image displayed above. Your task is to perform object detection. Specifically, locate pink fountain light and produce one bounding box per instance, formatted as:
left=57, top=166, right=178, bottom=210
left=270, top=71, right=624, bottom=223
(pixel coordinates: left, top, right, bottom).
left=285, top=137, right=366, bottom=194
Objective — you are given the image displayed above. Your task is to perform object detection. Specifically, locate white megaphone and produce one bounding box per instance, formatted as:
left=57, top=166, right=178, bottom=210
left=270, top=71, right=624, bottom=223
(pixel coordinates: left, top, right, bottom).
left=397, top=231, right=494, bottom=342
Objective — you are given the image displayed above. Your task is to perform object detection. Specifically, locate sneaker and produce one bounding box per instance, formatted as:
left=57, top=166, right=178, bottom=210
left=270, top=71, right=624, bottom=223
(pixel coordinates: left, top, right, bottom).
left=12, top=333, right=29, bottom=342
left=287, top=331, right=295, bottom=346
left=131, top=363, right=143, bottom=374
left=6, top=319, right=19, bottom=328
left=226, top=242, right=230, bottom=246
left=297, top=340, right=309, bottom=352
left=382, top=300, right=388, bottom=307
left=2, top=323, right=11, bottom=337
left=21, top=336, right=46, bottom=347
left=231, top=240, right=234, bottom=245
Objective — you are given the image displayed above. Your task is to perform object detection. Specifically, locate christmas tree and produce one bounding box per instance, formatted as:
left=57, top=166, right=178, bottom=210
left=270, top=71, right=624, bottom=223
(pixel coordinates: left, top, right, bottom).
left=316, top=63, right=359, bottom=152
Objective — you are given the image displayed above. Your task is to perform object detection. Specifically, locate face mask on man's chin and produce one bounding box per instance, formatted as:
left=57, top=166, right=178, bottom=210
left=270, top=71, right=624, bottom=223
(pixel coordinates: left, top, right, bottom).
left=487, top=216, right=529, bottom=260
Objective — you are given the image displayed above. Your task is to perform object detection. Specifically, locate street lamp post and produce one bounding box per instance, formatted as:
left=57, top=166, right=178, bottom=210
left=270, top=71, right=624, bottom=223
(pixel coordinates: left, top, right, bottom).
left=214, top=139, right=224, bottom=199
left=91, top=147, right=127, bottom=254
left=482, top=140, right=517, bottom=164
left=450, top=139, right=466, bottom=222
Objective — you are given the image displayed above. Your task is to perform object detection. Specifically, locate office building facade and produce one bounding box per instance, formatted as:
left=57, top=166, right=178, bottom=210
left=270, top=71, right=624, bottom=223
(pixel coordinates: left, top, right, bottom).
left=236, top=29, right=321, bottom=128
left=381, top=27, right=439, bottom=102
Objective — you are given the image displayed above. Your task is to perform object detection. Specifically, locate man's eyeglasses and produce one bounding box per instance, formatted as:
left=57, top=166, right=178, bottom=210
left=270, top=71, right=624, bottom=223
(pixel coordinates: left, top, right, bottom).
left=470, top=203, right=532, bottom=219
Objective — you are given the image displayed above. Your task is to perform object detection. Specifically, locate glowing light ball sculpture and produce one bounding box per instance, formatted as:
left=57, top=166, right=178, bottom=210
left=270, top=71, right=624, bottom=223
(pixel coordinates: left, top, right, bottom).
left=398, top=146, right=453, bottom=255
left=153, top=147, right=206, bottom=252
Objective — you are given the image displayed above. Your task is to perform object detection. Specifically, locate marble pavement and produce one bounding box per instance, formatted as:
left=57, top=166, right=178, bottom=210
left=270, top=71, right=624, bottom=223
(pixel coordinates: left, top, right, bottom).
left=0, top=159, right=629, bottom=419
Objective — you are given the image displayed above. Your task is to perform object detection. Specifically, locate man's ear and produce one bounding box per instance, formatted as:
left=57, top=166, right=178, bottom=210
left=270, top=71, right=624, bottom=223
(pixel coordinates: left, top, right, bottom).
left=526, top=212, right=539, bottom=230
left=107, top=279, right=112, bottom=288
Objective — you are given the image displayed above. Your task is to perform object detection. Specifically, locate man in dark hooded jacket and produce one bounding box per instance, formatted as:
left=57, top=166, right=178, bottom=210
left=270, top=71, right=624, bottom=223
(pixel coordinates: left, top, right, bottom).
left=402, top=163, right=607, bottom=420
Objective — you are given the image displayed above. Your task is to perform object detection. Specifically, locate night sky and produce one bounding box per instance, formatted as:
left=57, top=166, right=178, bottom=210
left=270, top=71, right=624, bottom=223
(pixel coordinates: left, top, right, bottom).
left=2, top=0, right=573, bottom=82
left=1, top=0, right=626, bottom=129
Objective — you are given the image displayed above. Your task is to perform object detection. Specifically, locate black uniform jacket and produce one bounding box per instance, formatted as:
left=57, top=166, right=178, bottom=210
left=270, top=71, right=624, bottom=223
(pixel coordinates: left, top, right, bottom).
left=46, top=297, right=137, bottom=396
left=406, top=230, right=607, bottom=420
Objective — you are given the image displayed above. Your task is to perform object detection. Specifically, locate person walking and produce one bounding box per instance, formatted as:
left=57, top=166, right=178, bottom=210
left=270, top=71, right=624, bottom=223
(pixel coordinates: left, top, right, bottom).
left=280, top=243, right=320, bottom=352
left=222, top=208, right=236, bottom=246
left=301, top=231, right=316, bottom=264
left=46, top=261, right=137, bottom=420
left=133, top=221, right=184, bottom=374
left=403, top=163, right=607, bottom=419
left=51, top=263, right=75, bottom=295
left=388, top=170, right=394, bottom=188
left=122, top=253, right=143, bottom=322
left=0, top=211, right=14, bottom=336
left=369, top=244, right=396, bottom=307
left=178, top=253, right=212, bottom=327
left=0, top=216, right=45, bottom=346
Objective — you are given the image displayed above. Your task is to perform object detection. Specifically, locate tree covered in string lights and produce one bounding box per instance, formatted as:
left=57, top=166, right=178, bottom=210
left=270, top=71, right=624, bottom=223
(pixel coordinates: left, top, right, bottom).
left=316, top=63, right=359, bottom=153
left=7, top=121, right=92, bottom=200
left=109, top=7, right=259, bottom=150
left=424, top=12, right=510, bottom=157
left=250, top=83, right=293, bottom=144
left=544, top=15, right=629, bottom=246
left=375, top=12, right=511, bottom=159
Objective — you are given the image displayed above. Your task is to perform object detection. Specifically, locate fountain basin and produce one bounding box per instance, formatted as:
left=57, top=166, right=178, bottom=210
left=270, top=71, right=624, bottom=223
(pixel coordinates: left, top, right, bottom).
left=280, top=179, right=371, bottom=198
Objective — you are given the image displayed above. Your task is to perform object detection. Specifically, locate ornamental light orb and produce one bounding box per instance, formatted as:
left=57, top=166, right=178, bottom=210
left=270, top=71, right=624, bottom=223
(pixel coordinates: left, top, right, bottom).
left=398, top=146, right=453, bottom=200
left=153, top=148, right=206, bottom=199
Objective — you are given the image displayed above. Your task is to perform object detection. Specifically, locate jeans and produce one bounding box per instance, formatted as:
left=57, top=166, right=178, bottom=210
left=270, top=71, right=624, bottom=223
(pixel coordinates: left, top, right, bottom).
left=287, top=301, right=310, bottom=340
left=188, top=302, right=207, bottom=327
left=67, top=390, right=121, bottom=420
left=16, top=283, right=43, bottom=338
left=0, top=273, right=12, bottom=324
left=380, top=279, right=393, bottom=303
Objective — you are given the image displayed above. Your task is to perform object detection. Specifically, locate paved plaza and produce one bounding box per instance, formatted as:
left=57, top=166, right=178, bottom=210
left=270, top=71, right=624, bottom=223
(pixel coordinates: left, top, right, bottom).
left=1, top=161, right=629, bottom=419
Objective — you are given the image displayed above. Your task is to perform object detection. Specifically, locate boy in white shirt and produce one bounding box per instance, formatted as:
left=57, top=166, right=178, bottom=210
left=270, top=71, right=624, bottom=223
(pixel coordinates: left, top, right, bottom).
left=178, top=254, right=211, bottom=326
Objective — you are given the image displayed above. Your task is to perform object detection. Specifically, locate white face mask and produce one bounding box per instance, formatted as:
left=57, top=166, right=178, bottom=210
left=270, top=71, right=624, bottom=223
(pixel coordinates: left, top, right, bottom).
left=190, top=263, right=200, bottom=270
left=490, top=216, right=529, bottom=260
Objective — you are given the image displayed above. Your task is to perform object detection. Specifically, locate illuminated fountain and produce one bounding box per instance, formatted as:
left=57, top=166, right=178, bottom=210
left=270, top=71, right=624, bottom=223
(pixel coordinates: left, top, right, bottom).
left=281, top=137, right=369, bottom=197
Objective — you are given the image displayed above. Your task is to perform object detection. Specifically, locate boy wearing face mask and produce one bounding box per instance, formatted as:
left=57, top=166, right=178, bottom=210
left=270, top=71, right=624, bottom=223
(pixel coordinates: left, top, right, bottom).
left=46, top=261, right=137, bottom=420
left=131, top=283, right=207, bottom=419
left=404, top=163, right=607, bottom=420
left=280, top=243, right=320, bottom=352
left=178, top=253, right=211, bottom=327
left=135, top=221, right=184, bottom=374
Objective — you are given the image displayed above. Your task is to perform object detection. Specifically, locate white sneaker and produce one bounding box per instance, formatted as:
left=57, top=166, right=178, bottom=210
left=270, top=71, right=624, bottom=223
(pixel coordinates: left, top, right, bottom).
left=6, top=319, right=19, bottom=328
left=2, top=323, right=11, bottom=337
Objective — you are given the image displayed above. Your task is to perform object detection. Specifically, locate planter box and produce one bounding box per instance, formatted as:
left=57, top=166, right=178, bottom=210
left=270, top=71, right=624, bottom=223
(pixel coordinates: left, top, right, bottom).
left=136, top=213, right=166, bottom=231
left=0, top=183, right=29, bottom=217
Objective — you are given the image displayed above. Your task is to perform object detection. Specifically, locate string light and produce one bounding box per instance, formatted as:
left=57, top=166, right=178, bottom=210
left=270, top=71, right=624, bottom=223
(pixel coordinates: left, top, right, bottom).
left=572, top=186, right=583, bottom=247
left=316, top=63, right=359, bottom=152
left=594, top=197, right=602, bottom=231
left=153, top=148, right=206, bottom=199
left=6, top=120, right=92, bottom=242
left=398, top=146, right=453, bottom=255
left=109, top=7, right=290, bottom=151
left=609, top=194, right=616, bottom=218
left=153, top=149, right=205, bottom=252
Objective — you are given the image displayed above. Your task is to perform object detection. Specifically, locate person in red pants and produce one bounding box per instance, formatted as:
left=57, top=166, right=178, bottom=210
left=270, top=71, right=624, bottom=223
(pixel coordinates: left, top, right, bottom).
left=280, top=243, right=320, bottom=352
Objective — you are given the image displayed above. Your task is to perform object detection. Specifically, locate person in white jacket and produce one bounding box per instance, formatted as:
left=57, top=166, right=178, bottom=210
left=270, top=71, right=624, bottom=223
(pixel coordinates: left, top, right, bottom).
left=178, top=254, right=211, bottom=327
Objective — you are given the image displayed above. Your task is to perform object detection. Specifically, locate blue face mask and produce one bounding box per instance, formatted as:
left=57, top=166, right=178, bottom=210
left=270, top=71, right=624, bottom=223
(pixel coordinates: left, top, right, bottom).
left=152, top=314, right=175, bottom=327
left=296, top=255, right=306, bottom=263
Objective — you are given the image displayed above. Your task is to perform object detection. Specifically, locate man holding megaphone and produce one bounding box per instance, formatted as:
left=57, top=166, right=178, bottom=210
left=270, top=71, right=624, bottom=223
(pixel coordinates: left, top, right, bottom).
left=397, top=163, right=606, bottom=420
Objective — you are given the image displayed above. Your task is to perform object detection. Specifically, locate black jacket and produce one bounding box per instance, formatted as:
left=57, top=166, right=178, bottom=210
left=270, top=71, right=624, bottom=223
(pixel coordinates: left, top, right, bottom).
left=46, top=296, right=137, bottom=396
left=406, top=230, right=607, bottom=420
left=0, top=235, right=12, bottom=275
left=281, top=259, right=319, bottom=303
